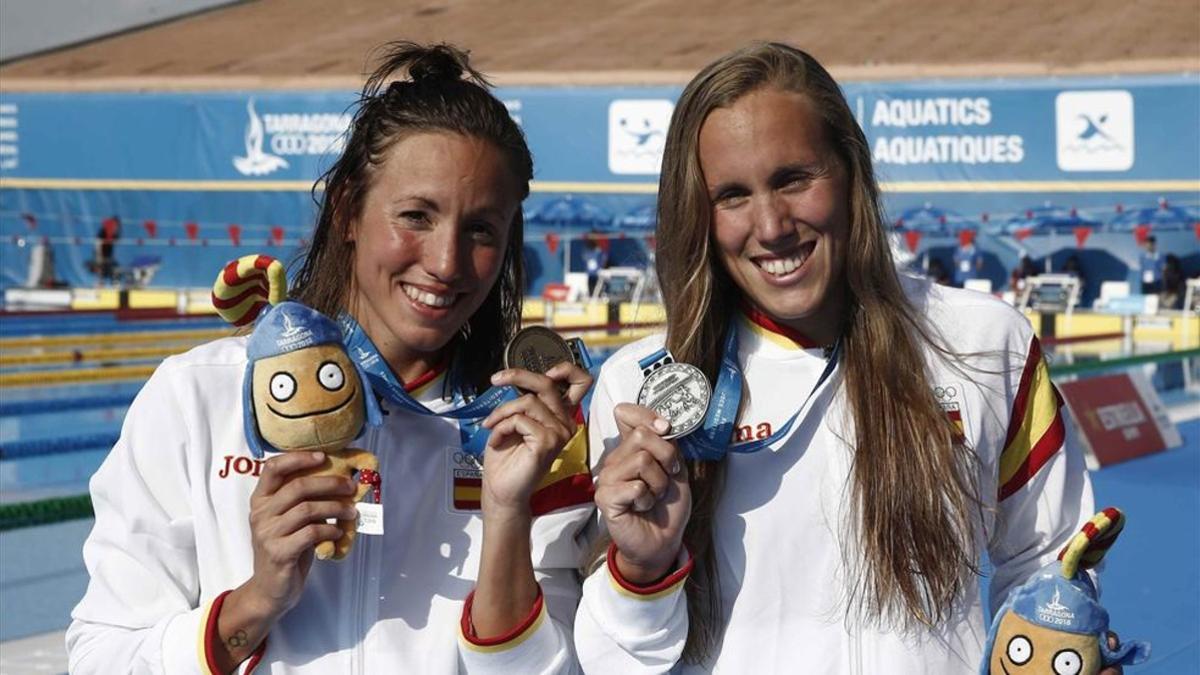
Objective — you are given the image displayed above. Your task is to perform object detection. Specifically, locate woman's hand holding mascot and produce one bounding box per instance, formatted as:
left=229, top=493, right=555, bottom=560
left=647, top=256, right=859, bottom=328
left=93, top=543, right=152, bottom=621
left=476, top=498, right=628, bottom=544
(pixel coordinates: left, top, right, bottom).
left=214, top=254, right=383, bottom=561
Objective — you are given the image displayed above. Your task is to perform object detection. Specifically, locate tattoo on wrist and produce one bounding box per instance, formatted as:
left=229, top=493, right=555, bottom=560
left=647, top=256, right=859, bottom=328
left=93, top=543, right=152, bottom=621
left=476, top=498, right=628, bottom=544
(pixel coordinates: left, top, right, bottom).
left=227, top=629, right=249, bottom=649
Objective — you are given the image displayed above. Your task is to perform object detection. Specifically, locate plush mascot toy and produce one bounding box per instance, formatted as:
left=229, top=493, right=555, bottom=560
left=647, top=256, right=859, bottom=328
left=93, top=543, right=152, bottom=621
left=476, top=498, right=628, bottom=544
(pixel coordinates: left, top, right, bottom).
left=213, top=254, right=382, bottom=560
left=982, top=507, right=1149, bottom=675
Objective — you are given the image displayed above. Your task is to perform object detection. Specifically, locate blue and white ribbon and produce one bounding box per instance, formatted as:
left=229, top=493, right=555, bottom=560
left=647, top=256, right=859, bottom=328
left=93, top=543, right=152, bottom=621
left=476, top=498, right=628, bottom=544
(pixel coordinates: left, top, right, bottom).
left=341, top=316, right=592, bottom=457
left=643, top=327, right=841, bottom=461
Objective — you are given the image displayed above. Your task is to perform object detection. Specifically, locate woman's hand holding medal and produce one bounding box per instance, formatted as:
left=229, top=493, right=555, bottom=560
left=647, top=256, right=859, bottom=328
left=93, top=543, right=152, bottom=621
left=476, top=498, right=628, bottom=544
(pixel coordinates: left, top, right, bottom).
left=595, top=403, right=692, bottom=585
left=479, top=361, right=592, bottom=515
left=472, top=327, right=592, bottom=638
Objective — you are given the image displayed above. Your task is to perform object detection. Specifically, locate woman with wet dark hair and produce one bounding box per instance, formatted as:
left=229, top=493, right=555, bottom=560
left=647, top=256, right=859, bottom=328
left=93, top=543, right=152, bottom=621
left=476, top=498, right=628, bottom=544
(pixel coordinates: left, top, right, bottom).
left=68, top=43, right=593, bottom=674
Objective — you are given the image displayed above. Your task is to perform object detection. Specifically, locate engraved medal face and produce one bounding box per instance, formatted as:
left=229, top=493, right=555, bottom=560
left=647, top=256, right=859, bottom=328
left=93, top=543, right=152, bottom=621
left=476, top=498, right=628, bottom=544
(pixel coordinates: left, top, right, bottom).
left=504, top=326, right=576, bottom=374
left=637, top=362, right=711, bottom=439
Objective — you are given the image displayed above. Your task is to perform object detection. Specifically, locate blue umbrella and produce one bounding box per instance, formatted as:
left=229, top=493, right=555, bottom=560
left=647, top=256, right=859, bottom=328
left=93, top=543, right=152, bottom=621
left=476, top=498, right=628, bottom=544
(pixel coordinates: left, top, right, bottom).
left=893, top=204, right=976, bottom=237
left=1002, top=205, right=1101, bottom=236
left=614, top=203, right=657, bottom=232
left=1104, top=204, right=1199, bottom=232
left=525, top=195, right=613, bottom=230
left=525, top=195, right=614, bottom=278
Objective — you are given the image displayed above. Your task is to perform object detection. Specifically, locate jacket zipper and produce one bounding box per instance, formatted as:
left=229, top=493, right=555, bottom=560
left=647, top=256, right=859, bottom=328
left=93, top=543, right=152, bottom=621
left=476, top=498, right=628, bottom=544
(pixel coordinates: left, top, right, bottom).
left=351, top=425, right=378, bottom=675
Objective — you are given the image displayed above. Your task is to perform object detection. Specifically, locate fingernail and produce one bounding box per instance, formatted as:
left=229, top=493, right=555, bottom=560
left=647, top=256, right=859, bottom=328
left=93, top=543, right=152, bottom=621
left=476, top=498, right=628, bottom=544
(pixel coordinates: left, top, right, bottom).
left=490, top=372, right=502, bottom=384
left=311, top=451, right=324, bottom=461
left=670, top=459, right=682, bottom=475
left=652, top=418, right=670, bottom=434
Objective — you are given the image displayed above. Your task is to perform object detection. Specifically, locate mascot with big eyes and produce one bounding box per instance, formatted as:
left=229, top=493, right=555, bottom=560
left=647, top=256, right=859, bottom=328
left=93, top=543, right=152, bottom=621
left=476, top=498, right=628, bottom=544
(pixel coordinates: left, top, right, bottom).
left=982, top=507, right=1149, bottom=675
left=212, top=254, right=382, bottom=561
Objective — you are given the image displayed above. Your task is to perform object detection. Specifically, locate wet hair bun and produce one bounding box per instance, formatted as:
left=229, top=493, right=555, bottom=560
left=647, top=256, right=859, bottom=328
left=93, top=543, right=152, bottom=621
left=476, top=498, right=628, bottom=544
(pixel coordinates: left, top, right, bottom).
left=361, top=41, right=489, bottom=101
left=407, top=44, right=467, bottom=83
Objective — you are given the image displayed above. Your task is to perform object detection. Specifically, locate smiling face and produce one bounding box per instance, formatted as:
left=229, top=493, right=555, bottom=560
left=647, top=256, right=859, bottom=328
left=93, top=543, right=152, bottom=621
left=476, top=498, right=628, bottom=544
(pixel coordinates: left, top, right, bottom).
left=699, top=87, right=850, bottom=345
left=990, top=611, right=1101, bottom=675
left=347, top=132, right=521, bottom=377
left=252, top=344, right=365, bottom=453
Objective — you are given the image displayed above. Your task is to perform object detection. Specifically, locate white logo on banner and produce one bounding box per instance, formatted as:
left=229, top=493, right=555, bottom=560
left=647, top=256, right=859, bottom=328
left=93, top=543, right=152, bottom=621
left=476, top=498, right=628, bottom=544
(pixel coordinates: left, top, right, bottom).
left=234, top=100, right=290, bottom=176
left=608, top=99, right=673, bottom=175
left=0, top=102, right=18, bottom=171
left=1055, top=90, right=1134, bottom=171
left=233, top=100, right=352, bottom=177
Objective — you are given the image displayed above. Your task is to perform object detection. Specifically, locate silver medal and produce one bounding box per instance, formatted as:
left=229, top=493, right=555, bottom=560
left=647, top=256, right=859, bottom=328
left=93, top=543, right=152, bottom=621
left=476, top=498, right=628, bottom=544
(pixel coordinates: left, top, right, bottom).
left=636, top=362, right=711, bottom=440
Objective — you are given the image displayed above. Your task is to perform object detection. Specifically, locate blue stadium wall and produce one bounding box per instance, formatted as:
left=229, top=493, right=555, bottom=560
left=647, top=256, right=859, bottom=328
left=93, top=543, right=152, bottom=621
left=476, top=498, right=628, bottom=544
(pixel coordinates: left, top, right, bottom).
left=1, top=73, right=1197, bottom=298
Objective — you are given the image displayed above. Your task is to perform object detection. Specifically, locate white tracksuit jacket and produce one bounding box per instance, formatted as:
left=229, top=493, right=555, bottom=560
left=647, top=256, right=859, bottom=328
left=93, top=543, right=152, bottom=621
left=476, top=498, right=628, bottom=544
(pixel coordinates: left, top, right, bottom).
left=67, top=336, right=593, bottom=674
left=574, top=278, right=1095, bottom=674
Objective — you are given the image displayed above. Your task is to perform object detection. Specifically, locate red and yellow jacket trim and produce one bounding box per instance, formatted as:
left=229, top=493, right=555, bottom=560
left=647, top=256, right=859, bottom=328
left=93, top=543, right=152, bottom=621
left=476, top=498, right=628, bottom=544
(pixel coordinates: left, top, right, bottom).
left=198, top=590, right=267, bottom=675
left=739, top=303, right=819, bottom=350
left=606, top=543, right=694, bottom=601
left=458, top=586, right=547, bottom=653
left=404, top=358, right=449, bottom=397
left=998, top=336, right=1066, bottom=500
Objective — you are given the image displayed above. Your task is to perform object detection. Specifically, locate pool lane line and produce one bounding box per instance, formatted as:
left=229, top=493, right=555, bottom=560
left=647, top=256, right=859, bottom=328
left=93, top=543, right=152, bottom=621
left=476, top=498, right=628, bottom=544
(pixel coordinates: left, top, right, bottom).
left=0, top=345, right=193, bottom=367
left=0, top=328, right=232, bottom=349
left=0, top=364, right=158, bottom=387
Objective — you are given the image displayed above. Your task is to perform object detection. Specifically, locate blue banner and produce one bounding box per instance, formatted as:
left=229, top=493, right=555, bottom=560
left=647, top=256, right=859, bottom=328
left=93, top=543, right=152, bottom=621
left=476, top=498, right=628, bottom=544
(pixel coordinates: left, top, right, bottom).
left=1, top=74, right=1197, bottom=291
left=2, top=74, right=1196, bottom=185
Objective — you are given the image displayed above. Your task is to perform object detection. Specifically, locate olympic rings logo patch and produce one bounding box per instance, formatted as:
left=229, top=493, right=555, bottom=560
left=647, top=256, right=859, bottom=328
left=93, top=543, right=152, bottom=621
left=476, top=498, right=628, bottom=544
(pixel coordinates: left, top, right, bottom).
left=933, top=385, right=958, bottom=401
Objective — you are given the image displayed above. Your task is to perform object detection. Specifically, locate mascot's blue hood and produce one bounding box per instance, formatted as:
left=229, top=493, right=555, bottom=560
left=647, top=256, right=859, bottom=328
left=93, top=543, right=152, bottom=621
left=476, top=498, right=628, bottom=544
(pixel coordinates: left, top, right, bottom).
left=979, top=561, right=1150, bottom=673
left=241, top=301, right=382, bottom=458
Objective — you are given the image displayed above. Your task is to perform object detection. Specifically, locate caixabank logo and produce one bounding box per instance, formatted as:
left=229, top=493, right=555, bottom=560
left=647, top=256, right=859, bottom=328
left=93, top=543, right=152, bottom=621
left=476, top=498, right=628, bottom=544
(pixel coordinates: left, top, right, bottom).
left=608, top=99, right=673, bottom=175
left=1055, top=90, right=1134, bottom=172
left=232, top=99, right=352, bottom=177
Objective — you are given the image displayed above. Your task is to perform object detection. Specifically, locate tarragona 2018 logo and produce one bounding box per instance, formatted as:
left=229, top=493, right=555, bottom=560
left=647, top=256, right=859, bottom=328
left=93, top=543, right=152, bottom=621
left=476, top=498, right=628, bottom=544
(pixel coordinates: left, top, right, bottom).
left=233, top=99, right=352, bottom=177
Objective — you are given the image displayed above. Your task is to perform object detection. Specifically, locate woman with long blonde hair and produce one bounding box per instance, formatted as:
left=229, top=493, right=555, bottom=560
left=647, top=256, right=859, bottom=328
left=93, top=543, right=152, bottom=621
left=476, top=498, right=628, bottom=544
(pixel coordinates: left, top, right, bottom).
left=574, top=43, right=1103, bottom=673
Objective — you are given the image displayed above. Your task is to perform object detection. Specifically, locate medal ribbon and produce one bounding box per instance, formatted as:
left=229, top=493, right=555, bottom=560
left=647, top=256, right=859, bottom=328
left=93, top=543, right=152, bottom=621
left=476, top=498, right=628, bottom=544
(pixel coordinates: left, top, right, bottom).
left=340, top=316, right=515, bottom=457
left=641, top=325, right=841, bottom=461
left=340, top=316, right=593, bottom=457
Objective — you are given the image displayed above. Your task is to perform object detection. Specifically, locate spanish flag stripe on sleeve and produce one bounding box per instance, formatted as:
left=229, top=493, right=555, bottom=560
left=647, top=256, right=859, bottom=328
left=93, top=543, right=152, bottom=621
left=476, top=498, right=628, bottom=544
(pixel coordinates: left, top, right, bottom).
left=451, top=416, right=592, bottom=514
left=531, top=473, right=594, bottom=515
left=1002, top=337, right=1042, bottom=451
left=998, top=337, right=1066, bottom=500
left=529, top=423, right=592, bottom=516
left=998, top=411, right=1065, bottom=500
